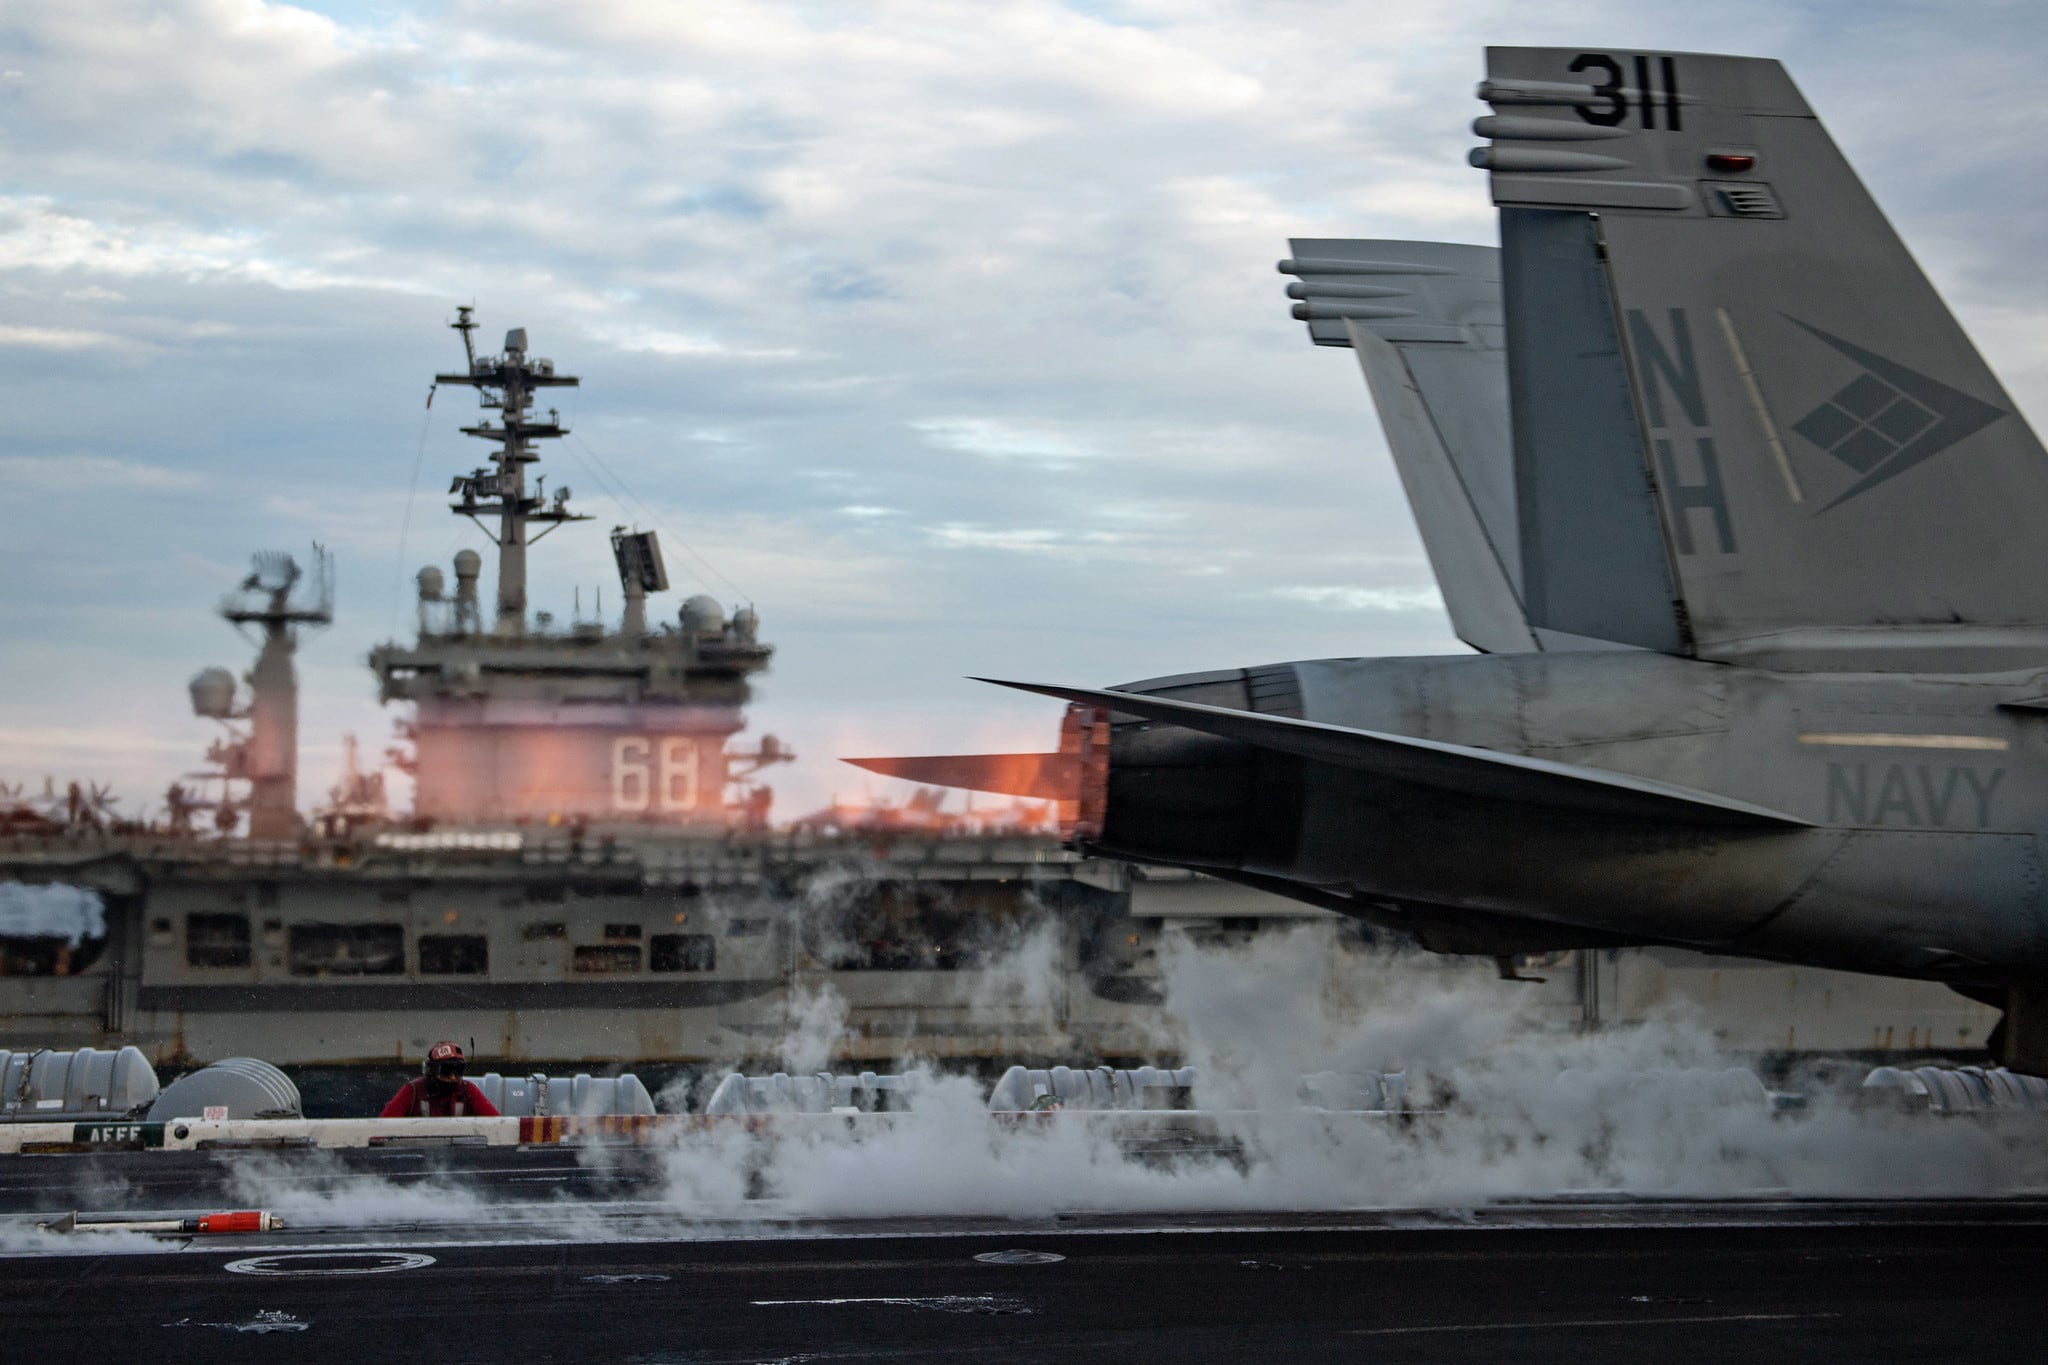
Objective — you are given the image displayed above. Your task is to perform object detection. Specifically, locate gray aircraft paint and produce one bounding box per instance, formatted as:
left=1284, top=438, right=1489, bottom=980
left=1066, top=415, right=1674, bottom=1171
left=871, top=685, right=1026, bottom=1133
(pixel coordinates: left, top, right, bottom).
left=1783, top=318, right=2009, bottom=510
left=1502, top=208, right=1685, bottom=653
left=1053, top=651, right=2048, bottom=982
left=1279, top=240, right=1535, bottom=654
left=1477, top=46, right=2048, bottom=671
left=1824, top=763, right=2006, bottom=830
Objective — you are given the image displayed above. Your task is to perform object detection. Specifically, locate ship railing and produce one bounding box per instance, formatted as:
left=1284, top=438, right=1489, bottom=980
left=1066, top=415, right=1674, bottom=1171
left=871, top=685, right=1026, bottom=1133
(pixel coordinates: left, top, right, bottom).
left=0, top=830, right=225, bottom=860
left=374, top=831, right=523, bottom=854
left=219, top=840, right=302, bottom=866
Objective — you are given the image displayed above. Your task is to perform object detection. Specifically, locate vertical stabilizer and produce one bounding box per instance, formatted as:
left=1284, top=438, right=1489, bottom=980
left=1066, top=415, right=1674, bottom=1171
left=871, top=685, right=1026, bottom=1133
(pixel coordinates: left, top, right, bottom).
left=1279, top=241, right=1538, bottom=653
left=1476, top=48, right=2048, bottom=669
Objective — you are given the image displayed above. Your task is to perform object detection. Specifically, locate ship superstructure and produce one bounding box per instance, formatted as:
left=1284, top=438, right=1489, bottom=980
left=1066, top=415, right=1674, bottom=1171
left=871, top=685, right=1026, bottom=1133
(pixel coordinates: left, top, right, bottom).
left=187, top=550, right=334, bottom=840
left=371, top=311, right=780, bottom=826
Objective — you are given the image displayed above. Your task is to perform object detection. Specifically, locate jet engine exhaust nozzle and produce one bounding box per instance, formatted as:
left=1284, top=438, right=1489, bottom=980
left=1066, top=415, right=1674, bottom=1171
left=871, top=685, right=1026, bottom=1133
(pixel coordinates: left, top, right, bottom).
left=841, top=703, right=1110, bottom=842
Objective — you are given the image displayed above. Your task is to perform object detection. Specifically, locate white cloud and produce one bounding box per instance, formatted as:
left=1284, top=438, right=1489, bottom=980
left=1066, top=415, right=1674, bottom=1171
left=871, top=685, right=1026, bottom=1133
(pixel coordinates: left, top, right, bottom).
left=0, top=454, right=205, bottom=490
left=0, top=195, right=430, bottom=295
left=924, top=523, right=1073, bottom=554
left=1273, top=584, right=1445, bottom=613
left=911, top=417, right=1098, bottom=463
left=587, top=325, right=802, bottom=360
left=0, top=323, right=128, bottom=350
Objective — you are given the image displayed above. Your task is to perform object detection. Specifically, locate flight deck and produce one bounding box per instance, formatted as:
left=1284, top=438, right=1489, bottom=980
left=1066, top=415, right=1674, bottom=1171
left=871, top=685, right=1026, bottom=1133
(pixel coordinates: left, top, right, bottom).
left=6, top=1194, right=2047, bottom=1364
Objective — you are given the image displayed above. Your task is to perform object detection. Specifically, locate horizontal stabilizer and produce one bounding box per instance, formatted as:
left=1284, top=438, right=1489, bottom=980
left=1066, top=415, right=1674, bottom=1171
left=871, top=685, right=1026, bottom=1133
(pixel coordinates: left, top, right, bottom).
left=974, top=678, right=1809, bottom=829
left=841, top=752, right=1077, bottom=800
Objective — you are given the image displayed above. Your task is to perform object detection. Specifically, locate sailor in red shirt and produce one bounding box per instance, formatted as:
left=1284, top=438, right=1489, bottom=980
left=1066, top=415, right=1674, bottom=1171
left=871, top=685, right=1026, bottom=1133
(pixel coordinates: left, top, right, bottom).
left=380, top=1040, right=501, bottom=1118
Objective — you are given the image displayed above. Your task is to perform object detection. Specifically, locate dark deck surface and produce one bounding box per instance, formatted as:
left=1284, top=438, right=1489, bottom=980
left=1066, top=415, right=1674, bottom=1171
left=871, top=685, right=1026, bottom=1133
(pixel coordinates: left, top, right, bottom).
left=7, top=1196, right=2048, bottom=1363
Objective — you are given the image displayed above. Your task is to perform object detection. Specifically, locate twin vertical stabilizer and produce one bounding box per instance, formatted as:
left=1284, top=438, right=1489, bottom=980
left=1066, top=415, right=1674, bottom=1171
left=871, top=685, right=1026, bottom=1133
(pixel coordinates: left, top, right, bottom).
left=1279, top=241, right=1535, bottom=654
left=1475, top=48, right=2048, bottom=669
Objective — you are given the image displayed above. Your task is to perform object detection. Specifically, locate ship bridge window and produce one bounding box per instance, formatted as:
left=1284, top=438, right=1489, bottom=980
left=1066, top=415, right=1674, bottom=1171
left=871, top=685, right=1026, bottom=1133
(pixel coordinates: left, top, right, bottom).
left=419, top=933, right=488, bottom=975
left=651, top=934, right=715, bottom=972
left=573, top=944, right=641, bottom=973
left=523, top=922, right=567, bottom=941
left=289, top=922, right=404, bottom=977
left=726, top=918, right=772, bottom=938
left=603, top=923, right=642, bottom=941
left=186, top=913, right=251, bottom=969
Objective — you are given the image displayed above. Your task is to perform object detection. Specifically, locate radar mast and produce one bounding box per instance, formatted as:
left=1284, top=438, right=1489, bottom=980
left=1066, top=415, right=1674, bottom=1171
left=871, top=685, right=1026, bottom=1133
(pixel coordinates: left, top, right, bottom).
left=189, top=547, right=335, bottom=840
left=372, top=311, right=784, bottom=827
left=436, top=306, right=587, bottom=635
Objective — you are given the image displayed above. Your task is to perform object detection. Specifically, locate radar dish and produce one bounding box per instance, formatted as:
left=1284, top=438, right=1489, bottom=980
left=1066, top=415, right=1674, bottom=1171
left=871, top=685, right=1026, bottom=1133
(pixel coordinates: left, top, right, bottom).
left=242, top=550, right=302, bottom=594
left=221, top=545, right=334, bottom=629
left=611, top=529, right=669, bottom=594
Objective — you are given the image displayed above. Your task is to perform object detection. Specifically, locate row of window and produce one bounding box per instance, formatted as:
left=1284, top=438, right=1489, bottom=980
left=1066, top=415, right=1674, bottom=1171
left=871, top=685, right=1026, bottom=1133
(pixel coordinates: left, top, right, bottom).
left=175, top=913, right=716, bottom=976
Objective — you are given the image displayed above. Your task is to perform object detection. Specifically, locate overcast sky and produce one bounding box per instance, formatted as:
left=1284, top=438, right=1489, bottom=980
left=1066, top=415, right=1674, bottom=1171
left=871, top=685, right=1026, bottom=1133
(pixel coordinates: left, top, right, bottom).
left=3, top=0, right=2045, bottom=822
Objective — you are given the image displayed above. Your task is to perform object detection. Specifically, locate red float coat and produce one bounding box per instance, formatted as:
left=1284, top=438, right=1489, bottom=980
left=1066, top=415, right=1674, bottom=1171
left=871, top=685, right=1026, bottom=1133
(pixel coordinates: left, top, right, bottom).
left=379, top=1078, right=501, bottom=1118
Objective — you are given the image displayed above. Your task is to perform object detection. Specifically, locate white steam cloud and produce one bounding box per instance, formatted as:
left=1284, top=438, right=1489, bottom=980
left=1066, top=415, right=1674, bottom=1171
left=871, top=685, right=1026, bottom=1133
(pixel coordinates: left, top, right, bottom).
left=0, top=883, right=105, bottom=945
left=12, top=921, right=2043, bottom=1254
left=626, top=925, right=2048, bottom=1222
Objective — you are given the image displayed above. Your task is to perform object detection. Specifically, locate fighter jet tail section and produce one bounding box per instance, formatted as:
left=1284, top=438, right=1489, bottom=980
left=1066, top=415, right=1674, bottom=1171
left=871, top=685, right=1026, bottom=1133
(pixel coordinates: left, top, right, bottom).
left=1279, top=241, right=1535, bottom=654
left=977, top=678, right=1811, bottom=829
left=1476, top=48, right=2048, bottom=670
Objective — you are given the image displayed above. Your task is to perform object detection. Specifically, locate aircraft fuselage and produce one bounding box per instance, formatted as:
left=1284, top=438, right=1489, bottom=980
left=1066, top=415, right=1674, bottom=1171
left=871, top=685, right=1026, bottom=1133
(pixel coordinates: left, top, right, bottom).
left=1091, top=654, right=2048, bottom=987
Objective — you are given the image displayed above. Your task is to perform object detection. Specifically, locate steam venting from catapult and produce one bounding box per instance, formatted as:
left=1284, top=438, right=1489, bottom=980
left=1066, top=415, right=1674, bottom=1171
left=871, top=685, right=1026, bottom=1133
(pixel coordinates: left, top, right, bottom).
left=651, top=927, right=2043, bottom=1220
left=77, top=899, right=2044, bottom=1249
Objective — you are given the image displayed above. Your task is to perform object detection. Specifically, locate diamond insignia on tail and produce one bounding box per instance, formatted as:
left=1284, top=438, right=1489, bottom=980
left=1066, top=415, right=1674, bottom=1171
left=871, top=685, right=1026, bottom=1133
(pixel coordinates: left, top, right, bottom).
left=1783, top=316, right=2007, bottom=511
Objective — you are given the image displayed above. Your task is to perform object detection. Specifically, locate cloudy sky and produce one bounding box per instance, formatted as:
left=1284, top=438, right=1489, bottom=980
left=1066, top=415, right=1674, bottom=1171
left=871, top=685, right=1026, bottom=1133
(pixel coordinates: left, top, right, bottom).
left=3, top=0, right=2045, bottom=821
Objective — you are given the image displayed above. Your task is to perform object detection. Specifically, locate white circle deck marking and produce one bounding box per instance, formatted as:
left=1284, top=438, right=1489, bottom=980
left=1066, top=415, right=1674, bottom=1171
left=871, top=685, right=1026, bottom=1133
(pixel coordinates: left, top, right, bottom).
left=224, top=1251, right=436, bottom=1277
left=973, top=1250, right=1065, bottom=1265
left=580, top=1273, right=671, bottom=1284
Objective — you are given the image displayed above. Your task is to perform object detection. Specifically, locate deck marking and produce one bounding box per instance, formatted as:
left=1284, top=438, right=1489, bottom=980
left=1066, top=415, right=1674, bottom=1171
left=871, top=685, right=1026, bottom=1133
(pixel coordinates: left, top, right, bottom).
left=223, top=1251, right=436, bottom=1277
left=1349, top=1310, right=1840, bottom=1336
left=581, top=1273, right=671, bottom=1284
left=164, top=1309, right=309, bottom=1333
left=974, top=1249, right=1065, bottom=1265
left=752, top=1295, right=1031, bottom=1314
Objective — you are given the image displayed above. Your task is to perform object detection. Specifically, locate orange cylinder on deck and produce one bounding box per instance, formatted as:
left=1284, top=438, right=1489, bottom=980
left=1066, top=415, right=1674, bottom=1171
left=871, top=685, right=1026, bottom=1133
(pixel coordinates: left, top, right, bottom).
left=194, top=1210, right=268, bottom=1234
